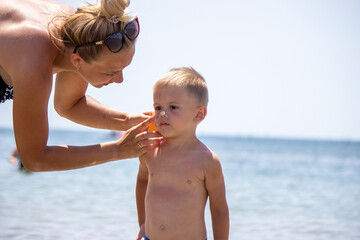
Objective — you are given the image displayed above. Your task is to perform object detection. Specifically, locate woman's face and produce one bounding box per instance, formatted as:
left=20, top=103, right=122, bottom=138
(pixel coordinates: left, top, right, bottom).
left=78, top=46, right=135, bottom=88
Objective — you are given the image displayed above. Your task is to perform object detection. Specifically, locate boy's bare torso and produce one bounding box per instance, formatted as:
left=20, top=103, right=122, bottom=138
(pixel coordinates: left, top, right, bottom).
left=144, top=142, right=212, bottom=239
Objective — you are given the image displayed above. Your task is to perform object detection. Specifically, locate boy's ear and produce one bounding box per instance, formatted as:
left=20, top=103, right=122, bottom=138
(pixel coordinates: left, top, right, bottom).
left=194, top=106, right=207, bottom=123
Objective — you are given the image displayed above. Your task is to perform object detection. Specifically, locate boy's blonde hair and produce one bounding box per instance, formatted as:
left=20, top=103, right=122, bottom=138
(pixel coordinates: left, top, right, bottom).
left=49, top=0, right=134, bottom=62
left=154, top=67, right=209, bottom=107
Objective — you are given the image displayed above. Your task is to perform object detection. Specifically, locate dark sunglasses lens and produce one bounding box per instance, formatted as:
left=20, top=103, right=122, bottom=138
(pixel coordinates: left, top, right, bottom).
left=124, top=20, right=139, bottom=40
left=105, top=32, right=123, bottom=52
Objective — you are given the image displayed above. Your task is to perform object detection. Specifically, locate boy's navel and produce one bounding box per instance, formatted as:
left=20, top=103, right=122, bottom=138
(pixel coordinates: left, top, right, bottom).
left=186, top=179, right=192, bottom=184
left=150, top=172, right=154, bottom=177
left=159, top=224, right=166, bottom=231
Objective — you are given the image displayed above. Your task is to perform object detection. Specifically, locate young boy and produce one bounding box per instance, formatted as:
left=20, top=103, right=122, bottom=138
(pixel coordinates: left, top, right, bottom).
left=136, top=67, right=229, bottom=240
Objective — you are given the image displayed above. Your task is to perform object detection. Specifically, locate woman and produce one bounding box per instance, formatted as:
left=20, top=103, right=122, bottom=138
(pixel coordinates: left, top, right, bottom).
left=0, top=0, right=161, bottom=171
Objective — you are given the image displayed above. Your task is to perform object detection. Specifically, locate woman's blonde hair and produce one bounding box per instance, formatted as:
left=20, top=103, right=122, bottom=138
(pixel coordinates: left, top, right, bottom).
left=154, top=67, right=209, bottom=107
left=49, top=0, right=135, bottom=62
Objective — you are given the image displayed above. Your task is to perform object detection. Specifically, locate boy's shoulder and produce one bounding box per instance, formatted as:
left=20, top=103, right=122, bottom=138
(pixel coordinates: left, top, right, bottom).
left=194, top=141, right=220, bottom=165
left=193, top=141, right=224, bottom=178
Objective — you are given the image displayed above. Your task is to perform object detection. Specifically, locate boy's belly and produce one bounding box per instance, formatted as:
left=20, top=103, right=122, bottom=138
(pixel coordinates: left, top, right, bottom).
left=145, top=185, right=207, bottom=239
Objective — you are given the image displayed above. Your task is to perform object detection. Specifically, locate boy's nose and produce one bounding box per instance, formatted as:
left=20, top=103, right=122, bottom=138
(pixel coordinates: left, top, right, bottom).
left=160, top=111, right=167, bottom=117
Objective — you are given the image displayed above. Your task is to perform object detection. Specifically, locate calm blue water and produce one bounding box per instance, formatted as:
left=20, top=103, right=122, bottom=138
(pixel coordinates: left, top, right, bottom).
left=0, top=127, right=359, bottom=240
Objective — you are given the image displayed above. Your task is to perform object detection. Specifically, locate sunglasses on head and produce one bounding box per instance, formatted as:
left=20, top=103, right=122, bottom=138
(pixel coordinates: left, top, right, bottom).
left=73, top=17, right=140, bottom=54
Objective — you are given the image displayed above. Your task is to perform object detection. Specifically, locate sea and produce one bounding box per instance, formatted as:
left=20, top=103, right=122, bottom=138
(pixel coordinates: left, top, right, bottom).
left=0, top=127, right=359, bottom=240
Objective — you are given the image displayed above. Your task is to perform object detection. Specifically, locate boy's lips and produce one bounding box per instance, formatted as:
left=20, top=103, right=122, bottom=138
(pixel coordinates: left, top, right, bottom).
left=159, top=122, right=170, bottom=127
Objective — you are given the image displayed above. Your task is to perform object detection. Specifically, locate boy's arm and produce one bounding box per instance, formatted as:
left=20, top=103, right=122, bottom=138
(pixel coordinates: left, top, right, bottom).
left=136, top=156, right=149, bottom=239
left=205, top=153, right=229, bottom=240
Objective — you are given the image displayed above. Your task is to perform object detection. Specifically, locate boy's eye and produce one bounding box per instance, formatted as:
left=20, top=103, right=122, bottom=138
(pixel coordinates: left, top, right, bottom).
left=170, top=105, right=178, bottom=110
left=154, top=106, right=161, bottom=111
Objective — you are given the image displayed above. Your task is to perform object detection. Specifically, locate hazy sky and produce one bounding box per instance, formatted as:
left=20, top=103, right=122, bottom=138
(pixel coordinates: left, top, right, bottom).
left=1, top=0, right=359, bottom=140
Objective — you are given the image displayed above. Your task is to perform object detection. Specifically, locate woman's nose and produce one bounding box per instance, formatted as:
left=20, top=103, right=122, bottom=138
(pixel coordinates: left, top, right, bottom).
left=112, top=72, right=124, bottom=83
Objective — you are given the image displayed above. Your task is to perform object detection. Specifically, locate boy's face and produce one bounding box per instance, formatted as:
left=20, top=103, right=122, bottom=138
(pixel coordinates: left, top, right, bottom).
left=153, top=85, right=202, bottom=138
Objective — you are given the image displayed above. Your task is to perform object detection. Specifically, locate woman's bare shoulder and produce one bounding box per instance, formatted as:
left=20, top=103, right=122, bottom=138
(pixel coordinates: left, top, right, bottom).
left=1, top=25, right=57, bottom=77
left=0, top=0, right=69, bottom=76
left=0, top=0, right=74, bottom=21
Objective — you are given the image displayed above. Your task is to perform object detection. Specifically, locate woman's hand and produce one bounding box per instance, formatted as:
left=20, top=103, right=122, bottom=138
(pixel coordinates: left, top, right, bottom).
left=115, top=115, right=162, bottom=159
left=126, top=111, right=154, bottom=129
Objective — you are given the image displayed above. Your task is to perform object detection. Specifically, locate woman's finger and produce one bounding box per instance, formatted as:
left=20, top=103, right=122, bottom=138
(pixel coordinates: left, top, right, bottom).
left=136, top=131, right=163, bottom=149
left=135, top=130, right=163, bottom=148
left=142, top=111, right=154, bottom=117
left=131, top=115, right=155, bottom=133
left=136, top=137, right=163, bottom=149
left=136, top=130, right=162, bottom=140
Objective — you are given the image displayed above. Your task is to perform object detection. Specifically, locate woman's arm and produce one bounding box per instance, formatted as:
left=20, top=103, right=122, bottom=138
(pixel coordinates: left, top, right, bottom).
left=12, top=63, right=160, bottom=171
left=54, top=71, right=144, bottom=131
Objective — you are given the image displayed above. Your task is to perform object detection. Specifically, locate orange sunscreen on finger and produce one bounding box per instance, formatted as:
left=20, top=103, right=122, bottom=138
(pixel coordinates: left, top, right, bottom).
left=148, top=113, right=157, bottom=131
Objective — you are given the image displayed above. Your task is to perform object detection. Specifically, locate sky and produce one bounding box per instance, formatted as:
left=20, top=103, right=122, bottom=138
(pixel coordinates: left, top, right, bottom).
left=1, top=0, right=359, bottom=141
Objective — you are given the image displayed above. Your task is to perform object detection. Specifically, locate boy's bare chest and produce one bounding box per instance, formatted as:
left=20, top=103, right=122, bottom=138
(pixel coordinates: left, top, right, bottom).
left=147, top=151, right=205, bottom=189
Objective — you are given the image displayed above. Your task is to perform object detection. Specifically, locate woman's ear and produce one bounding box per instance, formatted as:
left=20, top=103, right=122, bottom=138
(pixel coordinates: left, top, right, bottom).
left=70, top=53, right=82, bottom=70
left=194, top=106, right=207, bottom=123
